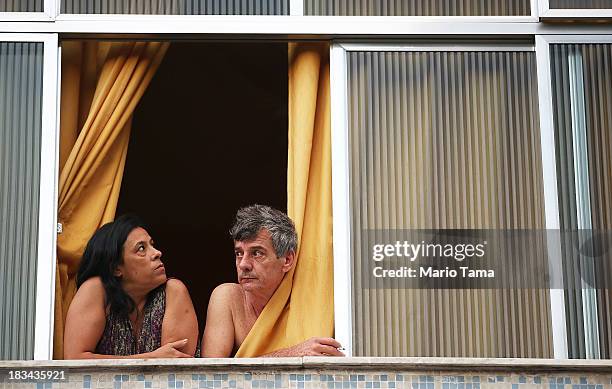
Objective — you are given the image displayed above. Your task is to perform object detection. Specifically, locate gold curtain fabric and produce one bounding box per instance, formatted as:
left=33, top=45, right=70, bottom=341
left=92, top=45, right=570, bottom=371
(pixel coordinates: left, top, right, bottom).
left=53, top=41, right=169, bottom=359
left=236, top=43, right=334, bottom=357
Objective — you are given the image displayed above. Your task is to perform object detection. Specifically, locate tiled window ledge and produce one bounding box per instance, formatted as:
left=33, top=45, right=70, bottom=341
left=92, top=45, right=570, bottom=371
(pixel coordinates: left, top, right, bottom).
left=2, top=357, right=612, bottom=389
left=2, top=357, right=612, bottom=371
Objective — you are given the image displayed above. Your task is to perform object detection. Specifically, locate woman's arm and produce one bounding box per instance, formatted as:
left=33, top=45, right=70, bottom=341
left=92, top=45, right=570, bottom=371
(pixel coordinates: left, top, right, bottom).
left=161, top=278, right=199, bottom=356
left=64, top=277, right=191, bottom=359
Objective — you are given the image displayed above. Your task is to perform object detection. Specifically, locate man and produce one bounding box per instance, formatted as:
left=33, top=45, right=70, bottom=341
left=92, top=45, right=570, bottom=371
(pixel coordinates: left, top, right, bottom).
left=201, top=204, right=344, bottom=357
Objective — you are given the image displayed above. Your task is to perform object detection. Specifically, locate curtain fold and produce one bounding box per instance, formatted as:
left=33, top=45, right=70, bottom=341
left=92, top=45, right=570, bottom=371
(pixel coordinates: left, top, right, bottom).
left=236, top=42, right=333, bottom=357
left=53, top=41, right=169, bottom=359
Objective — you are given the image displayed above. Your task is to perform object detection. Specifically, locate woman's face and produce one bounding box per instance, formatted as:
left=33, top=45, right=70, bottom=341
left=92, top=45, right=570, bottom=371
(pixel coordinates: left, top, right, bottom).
left=115, top=227, right=167, bottom=292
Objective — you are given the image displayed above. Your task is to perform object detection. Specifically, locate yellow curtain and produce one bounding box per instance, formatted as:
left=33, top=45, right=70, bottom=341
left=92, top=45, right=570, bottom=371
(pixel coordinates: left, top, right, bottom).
left=53, top=41, right=169, bottom=359
left=236, top=42, right=333, bottom=357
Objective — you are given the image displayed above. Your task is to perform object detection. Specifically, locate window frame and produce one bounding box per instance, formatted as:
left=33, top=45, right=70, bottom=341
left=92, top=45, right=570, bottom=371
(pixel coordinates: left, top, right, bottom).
left=539, top=0, right=612, bottom=19
left=330, top=40, right=570, bottom=358
left=0, top=0, right=56, bottom=21
left=0, top=33, right=60, bottom=360
left=535, top=34, right=612, bottom=359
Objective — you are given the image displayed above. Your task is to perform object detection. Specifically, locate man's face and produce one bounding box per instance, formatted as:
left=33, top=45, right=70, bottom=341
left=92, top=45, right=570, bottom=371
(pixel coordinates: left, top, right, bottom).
left=234, top=229, right=292, bottom=295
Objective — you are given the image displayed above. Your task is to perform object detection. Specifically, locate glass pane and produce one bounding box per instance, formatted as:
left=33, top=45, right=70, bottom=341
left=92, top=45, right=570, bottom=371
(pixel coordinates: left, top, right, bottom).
left=550, top=43, right=612, bottom=359
left=0, top=0, right=43, bottom=12
left=61, top=0, right=288, bottom=15
left=306, top=0, right=530, bottom=16
left=347, top=50, right=552, bottom=357
left=549, top=0, right=612, bottom=9
left=0, top=41, right=42, bottom=360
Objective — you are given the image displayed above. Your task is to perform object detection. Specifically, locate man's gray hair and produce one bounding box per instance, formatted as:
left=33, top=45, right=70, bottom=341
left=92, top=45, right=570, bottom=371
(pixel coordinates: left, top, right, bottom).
left=230, top=205, right=298, bottom=257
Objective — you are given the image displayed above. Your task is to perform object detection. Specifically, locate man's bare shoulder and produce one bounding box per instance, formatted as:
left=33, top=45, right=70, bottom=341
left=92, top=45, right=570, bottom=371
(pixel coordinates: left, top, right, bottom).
left=210, top=283, right=244, bottom=304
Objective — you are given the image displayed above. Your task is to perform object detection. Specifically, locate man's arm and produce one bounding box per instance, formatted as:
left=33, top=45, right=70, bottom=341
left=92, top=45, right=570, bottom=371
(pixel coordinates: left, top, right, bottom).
left=260, top=337, right=345, bottom=357
left=201, top=284, right=237, bottom=357
left=161, top=278, right=199, bottom=356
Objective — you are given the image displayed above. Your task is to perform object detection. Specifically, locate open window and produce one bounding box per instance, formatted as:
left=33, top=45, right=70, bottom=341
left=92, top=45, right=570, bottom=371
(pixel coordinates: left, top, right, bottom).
left=114, top=41, right=289, bottom=331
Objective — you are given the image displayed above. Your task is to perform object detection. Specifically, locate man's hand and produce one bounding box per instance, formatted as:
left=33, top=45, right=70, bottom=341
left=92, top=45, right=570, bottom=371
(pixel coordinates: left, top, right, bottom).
left=262, top=337, right=345, bottom=357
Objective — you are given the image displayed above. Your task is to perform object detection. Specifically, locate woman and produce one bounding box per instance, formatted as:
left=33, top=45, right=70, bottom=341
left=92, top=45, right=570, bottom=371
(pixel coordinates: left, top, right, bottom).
left=64, top=214, right=198, bottom=359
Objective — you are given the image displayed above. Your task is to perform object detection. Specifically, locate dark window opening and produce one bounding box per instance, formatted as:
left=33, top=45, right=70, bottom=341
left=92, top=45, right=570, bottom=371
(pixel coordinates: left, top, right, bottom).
left=116, top=41, right=288, bottom=334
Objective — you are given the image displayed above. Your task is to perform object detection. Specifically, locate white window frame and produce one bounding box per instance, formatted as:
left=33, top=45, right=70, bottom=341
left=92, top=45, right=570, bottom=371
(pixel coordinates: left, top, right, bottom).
left=536, top=34, right=612, bottom=359
left=0, top=0, right=56, bottom=21
left=539, top=0, right=612, bottom=19
left=52, top=0, right=537, bottom=19
left=0, top=33, right=61, bottom=360
left=330, top=40, right=573, bottom=358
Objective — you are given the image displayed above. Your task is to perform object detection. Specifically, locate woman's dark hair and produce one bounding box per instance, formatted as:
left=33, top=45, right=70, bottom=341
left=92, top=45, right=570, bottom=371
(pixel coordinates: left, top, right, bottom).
left=77, top=214, right=146, bottom=316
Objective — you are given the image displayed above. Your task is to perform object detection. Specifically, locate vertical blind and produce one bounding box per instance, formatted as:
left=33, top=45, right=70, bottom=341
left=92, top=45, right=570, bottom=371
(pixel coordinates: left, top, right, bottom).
left=61, top=0, right=289, bottom=14
left=305, top=0, right=530, bottom=16
left=0, top=42, right=42, bottom=360
left=549, top=0, right=612, bottom=9
left=0, top=0, right=43, bottom=12
left=551, top=43, right=612, bottom=359
left=347, top=50, right=552, bottom=357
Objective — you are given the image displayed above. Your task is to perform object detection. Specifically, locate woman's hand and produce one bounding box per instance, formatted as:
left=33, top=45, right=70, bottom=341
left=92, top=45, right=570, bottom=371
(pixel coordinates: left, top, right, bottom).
left=149, top=339, right=192, bottom=358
